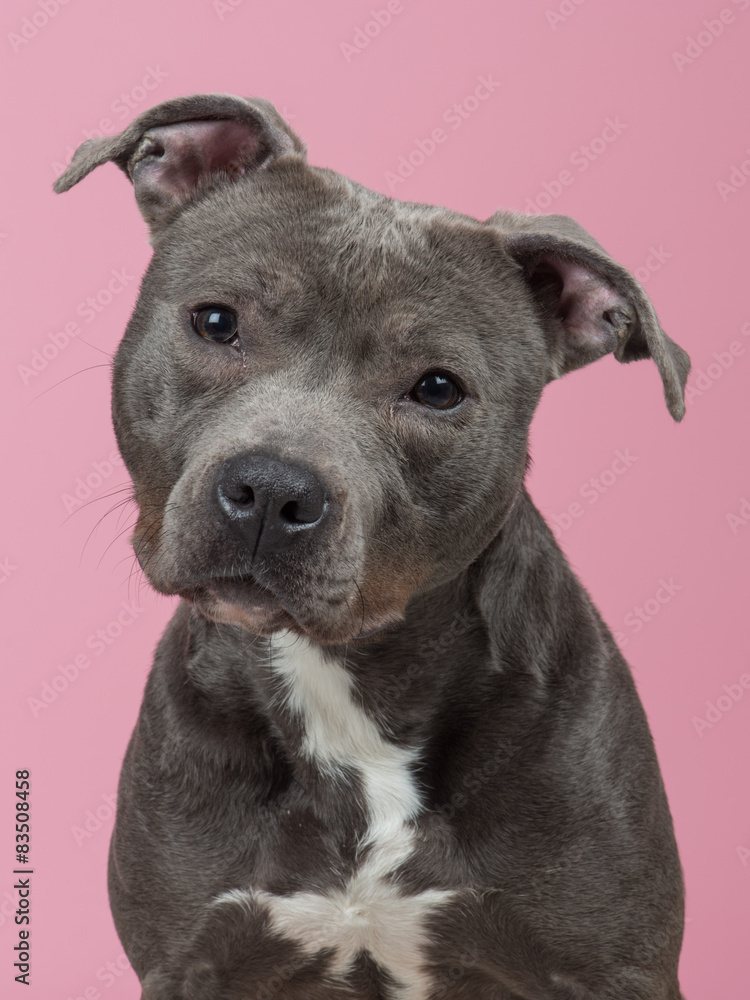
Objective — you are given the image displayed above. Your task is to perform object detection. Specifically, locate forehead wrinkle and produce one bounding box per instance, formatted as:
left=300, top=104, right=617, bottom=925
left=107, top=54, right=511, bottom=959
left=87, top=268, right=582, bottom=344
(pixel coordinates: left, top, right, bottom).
left=322, top=212, right=500, bottom=327
left=156, top=255, right=320, bottom=320
left=378, top=322, right=487, bottom=377
left=312, top=198, right=439, bottom=300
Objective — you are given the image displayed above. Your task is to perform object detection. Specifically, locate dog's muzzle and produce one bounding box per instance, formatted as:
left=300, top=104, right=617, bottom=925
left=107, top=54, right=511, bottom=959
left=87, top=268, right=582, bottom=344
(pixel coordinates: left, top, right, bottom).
left=158, top=451, right=339, bottom=636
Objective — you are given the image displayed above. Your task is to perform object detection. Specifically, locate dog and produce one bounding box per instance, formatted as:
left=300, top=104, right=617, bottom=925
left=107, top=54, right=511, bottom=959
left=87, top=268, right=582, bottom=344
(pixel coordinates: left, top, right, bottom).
left=55, top=94, right=689, bottom=1000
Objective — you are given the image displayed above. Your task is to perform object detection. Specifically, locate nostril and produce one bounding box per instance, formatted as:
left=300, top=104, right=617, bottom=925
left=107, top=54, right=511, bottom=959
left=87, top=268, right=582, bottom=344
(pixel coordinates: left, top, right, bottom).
left=279, top=490, right=326, bottom=525
left=279, top=497, right=324, bottom=525
left=279, top=499, right=302, bottom=524
left=222, top=483, right=255, bottom=508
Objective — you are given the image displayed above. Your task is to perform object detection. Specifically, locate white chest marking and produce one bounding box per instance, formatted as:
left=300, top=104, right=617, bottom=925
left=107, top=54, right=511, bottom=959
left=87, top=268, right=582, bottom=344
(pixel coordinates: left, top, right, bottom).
left=272, top=631, right=421, bottom=844
left=213, top=632, right=453, bottom=999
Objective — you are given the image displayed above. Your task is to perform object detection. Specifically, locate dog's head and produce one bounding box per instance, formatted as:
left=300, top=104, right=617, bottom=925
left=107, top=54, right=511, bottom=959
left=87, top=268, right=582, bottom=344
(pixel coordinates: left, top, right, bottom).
left=55, top=94, right=689, bottom=644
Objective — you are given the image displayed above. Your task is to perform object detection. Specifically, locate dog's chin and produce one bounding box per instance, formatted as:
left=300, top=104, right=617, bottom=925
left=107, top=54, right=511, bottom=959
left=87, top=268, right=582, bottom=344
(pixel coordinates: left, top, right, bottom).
left=178, top=575, right=400, bottom=645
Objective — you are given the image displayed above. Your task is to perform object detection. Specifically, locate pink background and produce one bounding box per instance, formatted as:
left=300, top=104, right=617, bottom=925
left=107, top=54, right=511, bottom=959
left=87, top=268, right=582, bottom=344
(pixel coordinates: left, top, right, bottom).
left=2, top=0, right=749, bottom=996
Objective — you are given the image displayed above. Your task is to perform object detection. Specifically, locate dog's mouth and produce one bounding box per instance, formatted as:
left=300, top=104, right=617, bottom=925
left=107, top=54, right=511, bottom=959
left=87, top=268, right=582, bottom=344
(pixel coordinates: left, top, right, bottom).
left=179, top=573, right=297, bottom=635
left=177, top=570, right=397, bottom=644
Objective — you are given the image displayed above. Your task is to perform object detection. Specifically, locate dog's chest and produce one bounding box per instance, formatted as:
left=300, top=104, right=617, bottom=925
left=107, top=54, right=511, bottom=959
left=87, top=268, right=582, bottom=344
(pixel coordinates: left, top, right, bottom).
left=213, top=634, right=453, bottom=998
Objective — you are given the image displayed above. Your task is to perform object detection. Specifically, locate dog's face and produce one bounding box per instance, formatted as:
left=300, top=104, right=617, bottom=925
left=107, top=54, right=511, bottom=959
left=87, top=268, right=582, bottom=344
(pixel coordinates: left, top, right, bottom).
left=112, top=165, right=550, bottom=643
left=56, top=95, right=689, bottom=644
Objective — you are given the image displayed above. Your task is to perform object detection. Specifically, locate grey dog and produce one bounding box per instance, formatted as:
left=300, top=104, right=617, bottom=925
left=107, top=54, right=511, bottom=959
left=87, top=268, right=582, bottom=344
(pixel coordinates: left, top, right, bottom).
left=55, top=94, right=689, bottom=999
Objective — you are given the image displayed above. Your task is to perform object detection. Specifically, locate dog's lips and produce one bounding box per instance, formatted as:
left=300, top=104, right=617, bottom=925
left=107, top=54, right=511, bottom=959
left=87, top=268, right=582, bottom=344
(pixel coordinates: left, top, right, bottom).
left=179, top=573, right=293, bottom=631
left=178, top=572, right=387, bottom=644
left=204, top=573, right=279, bottom=608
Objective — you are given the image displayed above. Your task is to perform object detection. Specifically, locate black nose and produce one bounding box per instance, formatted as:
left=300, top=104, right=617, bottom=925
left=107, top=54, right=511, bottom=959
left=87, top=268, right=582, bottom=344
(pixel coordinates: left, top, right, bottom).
left=215, top=452, right=329, bottom=559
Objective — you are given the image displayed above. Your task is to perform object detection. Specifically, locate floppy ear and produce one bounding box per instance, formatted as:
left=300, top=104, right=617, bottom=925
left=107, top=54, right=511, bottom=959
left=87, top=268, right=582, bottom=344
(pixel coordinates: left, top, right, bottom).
left=488, top=210, right=690, bottom=421
left=53, top=93, right=305, bottom=232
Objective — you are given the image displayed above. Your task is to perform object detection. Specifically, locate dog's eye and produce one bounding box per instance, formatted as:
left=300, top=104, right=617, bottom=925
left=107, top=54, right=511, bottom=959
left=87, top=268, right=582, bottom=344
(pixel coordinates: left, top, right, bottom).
left=410, top=372, right=462, bottom=409
left=191, top=307, right=238, bottom=344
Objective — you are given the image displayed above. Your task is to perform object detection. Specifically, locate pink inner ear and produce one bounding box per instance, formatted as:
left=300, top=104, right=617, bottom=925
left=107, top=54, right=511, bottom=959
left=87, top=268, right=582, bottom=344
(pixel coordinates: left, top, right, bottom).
left=131, top=120, right=264, bottom=215
left=544, top=256, right=626, bottom=360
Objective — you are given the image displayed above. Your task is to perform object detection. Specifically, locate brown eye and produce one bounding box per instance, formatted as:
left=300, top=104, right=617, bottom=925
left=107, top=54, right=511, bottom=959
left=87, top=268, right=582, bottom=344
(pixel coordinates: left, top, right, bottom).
left=410, top=372, right=462, bottom=409
left=191, top=307, right=238, bottom=344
